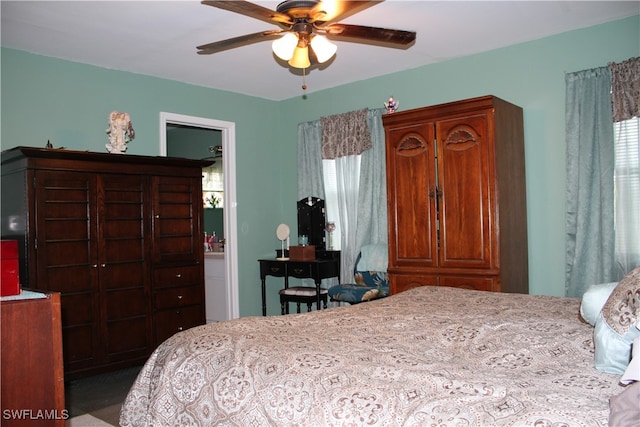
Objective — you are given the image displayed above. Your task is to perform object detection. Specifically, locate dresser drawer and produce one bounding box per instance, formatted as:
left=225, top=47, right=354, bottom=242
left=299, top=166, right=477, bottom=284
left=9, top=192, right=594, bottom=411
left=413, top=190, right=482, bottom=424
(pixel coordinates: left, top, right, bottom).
left=439, top=275, right=498, bottom=292
left=154, top=305, right=204, bottom=344
left=153, top=264, right=202, bottom=289
left=154, top=285, right=203, bottom=310
left=390, top=273, right=437, bottom=294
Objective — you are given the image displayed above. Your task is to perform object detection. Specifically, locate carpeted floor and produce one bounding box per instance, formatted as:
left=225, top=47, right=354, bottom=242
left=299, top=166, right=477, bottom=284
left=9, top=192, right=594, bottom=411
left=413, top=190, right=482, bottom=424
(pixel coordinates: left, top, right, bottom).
left=65, top=366, right=142, bottom=427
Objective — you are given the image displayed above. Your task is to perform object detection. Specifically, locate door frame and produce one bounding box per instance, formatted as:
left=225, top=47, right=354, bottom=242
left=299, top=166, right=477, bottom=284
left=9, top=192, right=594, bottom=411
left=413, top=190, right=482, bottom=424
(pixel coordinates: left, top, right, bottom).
left=160, top=112, right=239, bottom=320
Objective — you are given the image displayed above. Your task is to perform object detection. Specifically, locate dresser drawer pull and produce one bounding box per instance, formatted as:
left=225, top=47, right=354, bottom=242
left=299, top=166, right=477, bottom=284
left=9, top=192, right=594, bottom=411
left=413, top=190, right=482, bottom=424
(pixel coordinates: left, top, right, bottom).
left=270, top=267, right=281, bottom=273
left=177, top=295, right=183, bottom=300
left=293, top=268, right=305, bottom=274
left=175, top=274, right=182, bottom=278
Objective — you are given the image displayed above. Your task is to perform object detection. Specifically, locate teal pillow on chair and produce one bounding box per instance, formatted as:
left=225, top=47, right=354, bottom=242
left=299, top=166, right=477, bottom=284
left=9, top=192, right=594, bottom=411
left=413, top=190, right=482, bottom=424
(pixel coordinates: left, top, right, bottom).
left=328, top=244, right=389, bottom=304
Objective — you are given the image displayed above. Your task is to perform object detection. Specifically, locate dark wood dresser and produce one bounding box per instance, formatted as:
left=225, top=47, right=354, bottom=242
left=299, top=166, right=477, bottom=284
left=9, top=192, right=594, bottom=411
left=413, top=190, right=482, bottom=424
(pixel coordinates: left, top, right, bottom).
left=1, top=146, right=209, bottom=379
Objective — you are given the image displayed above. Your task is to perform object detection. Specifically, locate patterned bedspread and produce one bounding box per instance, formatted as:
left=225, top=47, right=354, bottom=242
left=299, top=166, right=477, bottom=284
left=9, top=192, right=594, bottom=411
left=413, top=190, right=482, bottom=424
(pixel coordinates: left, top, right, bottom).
left=120, top=286, right=624, bottom=426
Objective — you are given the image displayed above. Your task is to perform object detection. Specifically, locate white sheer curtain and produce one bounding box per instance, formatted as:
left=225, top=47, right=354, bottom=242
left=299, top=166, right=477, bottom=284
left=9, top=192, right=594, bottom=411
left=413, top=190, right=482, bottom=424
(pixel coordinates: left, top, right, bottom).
left=611, top=57, right=640, bottom=279
left=614, top=117, right=640, bottom=277
left=333, top=156, right=361, bottom=282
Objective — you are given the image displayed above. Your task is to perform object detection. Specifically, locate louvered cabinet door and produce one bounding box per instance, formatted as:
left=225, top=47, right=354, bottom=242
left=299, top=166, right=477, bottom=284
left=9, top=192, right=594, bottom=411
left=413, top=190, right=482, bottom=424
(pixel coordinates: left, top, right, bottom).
left=151, top=175, right=203, bottom=264
left=33, top=170, right=101, bottom=374
left=98, top=174, right=152, bottom=363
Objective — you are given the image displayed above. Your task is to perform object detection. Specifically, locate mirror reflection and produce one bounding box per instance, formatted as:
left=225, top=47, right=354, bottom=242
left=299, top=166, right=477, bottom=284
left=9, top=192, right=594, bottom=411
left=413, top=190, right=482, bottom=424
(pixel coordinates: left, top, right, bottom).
left=166, top=124, right=224, bottom=242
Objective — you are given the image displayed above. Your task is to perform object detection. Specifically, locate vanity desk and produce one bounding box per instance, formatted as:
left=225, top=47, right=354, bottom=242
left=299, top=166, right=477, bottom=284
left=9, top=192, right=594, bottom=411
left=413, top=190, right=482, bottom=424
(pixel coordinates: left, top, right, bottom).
left=258, top=251, right=340, bottom=316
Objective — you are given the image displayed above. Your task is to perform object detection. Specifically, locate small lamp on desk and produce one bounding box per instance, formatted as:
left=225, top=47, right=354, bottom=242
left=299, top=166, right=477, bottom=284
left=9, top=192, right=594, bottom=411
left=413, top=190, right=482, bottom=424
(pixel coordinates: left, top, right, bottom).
left=276, top=224, right=290, bottom=260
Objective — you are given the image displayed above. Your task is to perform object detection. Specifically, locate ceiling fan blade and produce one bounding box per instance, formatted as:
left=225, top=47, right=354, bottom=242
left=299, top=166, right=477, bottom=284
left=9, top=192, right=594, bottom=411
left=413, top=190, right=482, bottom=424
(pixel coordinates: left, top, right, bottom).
left=311, top=0, right=383, bottom=25
left=197, top=30, right=284, bottom=54
left=201, top=0, right=292, bottom=25
left=324, top=24, right=416, bottom=45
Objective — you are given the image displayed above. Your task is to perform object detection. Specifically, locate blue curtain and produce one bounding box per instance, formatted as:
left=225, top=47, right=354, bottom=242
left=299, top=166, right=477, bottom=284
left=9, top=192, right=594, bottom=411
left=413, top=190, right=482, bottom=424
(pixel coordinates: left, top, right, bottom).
left=565, top=66, right=616, bottom=297
left=297, top=108, right=388, bottom=279
left=356, top=109, right=388, bottom=250
left=297, top=119, right=325, bottom=200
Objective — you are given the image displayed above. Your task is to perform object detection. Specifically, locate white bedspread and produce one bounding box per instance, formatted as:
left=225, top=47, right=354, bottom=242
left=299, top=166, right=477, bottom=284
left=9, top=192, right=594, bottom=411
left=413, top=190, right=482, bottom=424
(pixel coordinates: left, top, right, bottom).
left=120, top=286, right=623, bottom=426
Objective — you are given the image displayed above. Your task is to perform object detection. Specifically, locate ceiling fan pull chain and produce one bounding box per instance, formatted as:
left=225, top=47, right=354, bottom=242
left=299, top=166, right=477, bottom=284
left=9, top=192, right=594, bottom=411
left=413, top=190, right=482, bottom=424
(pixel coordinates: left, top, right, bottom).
left=302, top=67, right=307, bottom=91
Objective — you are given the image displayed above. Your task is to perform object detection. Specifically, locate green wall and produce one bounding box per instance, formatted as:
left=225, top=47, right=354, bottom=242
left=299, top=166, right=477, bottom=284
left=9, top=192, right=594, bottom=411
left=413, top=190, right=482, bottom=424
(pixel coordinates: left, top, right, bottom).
left=0, top=47, right=286, bottom=316
left=277, top=15, right=640, bottom=299
left=2, top=15, right=638, bottom=316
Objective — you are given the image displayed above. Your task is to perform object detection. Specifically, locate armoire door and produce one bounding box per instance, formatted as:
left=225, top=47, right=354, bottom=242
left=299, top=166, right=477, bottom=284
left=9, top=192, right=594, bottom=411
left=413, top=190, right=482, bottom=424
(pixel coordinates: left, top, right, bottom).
left=34, top=170, right=101, bottom=373
left=151, top=175, right=203, bottom=264
left=436, top=112, right=494, bottom=270
left=98, top=174, right=152, bottom=362
left=386, top=122, right=438, bottom=269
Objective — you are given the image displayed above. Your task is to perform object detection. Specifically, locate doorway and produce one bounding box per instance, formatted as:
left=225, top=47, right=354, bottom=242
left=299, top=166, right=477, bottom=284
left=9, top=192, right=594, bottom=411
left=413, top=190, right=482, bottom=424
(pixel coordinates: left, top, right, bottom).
left=159, top=112, right=239, bottom=320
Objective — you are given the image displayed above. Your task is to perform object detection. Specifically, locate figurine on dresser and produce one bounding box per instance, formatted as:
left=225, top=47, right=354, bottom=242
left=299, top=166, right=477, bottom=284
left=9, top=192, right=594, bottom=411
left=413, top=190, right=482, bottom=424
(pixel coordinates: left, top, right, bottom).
left=106, top=110, right=135, bottom=153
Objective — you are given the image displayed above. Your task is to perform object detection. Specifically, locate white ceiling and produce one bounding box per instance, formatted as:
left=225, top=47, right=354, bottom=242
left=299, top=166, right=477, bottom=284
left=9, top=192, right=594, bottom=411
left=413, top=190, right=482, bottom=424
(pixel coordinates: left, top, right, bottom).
left=2, top=1, right=638, bottom=101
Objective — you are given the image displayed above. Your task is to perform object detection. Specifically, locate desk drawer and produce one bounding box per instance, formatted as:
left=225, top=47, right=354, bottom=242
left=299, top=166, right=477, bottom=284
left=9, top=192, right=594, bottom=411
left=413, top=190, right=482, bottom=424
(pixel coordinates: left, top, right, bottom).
left=287, top=262, right=313, bottom=278
left=261, top=261, right=286, bottom=277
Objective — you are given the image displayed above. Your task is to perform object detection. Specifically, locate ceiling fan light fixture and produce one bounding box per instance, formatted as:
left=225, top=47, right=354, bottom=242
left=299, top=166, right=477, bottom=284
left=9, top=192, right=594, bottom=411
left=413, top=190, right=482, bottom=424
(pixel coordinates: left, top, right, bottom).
left=288, top=45, right=311, bottom=69
left=310, top=34, right=337, bottom=63
left=272, top=32, right=299, bottom=60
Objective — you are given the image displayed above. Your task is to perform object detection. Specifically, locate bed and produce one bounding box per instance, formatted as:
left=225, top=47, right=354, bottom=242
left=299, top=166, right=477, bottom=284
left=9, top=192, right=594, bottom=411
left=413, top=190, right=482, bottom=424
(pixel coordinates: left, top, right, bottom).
left=120, top=285, right=626, bottom=426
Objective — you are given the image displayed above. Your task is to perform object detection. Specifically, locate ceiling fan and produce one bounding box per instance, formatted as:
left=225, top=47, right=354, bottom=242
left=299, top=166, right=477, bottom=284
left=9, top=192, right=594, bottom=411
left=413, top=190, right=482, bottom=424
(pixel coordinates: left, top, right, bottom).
left=196, top=0, right=416, bottom=70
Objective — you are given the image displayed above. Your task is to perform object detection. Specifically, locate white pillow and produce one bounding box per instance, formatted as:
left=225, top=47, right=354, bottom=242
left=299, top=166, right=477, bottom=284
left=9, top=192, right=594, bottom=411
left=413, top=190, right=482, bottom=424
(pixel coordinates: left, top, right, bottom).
left=594, top=312, right=640, bottom=374
left=580, top=282, right=618, bottom=326
left=621, top=335, right=640, bottom=384
left=594, top=266, right=640, bottom=374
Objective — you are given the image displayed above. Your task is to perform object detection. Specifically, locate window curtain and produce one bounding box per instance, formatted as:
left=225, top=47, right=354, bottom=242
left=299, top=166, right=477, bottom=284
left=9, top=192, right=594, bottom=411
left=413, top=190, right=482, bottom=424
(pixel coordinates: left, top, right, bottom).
left=321, top=109, right=371, bottom=280
left=565, top=66, right=616, bottom=297
left=356, top=109, right=388, bottom=252
left=297, top=108, right=387, bottom=282
left=610, top=57, right=640, bottom=122
left=610, top=57, right=640, bottom=276
left=297, top=119, right=325, bottom=200
left=321, top=109, right=371, bottom=158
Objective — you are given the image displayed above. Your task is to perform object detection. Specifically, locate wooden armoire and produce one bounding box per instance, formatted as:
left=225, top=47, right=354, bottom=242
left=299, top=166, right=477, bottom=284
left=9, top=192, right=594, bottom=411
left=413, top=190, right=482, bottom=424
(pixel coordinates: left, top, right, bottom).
left=383, top=96, right=528, bottom=294
left=1, top=146, right=209, bottom=379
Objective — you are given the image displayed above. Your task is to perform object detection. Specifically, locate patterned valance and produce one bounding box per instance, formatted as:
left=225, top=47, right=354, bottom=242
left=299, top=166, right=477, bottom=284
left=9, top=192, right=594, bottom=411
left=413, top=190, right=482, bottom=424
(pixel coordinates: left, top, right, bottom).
left=609, top=57, right=640, bottom=122
left=321, top=108, right=371, bottom=159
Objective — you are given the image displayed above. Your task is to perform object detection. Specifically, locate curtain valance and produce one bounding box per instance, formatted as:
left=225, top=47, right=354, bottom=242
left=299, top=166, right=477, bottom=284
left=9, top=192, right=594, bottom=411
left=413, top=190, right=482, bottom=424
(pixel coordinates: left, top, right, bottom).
left=609, top=57, right=640, bottom=122
left=321, top=108, right=371, bottom=159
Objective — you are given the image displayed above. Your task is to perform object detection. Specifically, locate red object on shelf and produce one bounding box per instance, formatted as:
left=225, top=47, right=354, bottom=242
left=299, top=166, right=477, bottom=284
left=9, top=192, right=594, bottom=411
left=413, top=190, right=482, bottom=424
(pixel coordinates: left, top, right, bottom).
left=1, top=240, right=21, bottom=296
